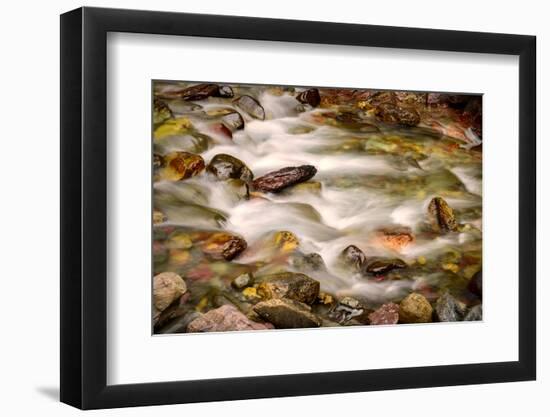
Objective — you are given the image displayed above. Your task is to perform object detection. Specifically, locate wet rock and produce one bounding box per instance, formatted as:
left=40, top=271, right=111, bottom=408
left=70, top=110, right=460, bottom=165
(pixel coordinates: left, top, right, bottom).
left=289, top=252, right=326, bottom=272
left=160, top=151, right=205, bottom=181
left=468, top=270, right=482, bottom=298
left=252, top=165, right=317, bottom=193
left=218, top=85, right=234, bottom=98
left=233, top=95, right=265, bottom=120
left=153, top=208, right=167, bottom=225
left=428, top=197, right=458, bottom=233
left=153, top=98, right=172, bottom=124
left=201, top=232, right=247, bottom=261
left=257, top=272, right=320, bottom=305
left=464, top=304, right=482, bottom=321
left=154, top=132, right=212, bottom=154
left=187, top=305, right=269, bottom=332
left=253, top=298, right=322, bottom=328
left=225, top=179, right=250, bottom=200
left=329, top=297, right=367, bottom=324
left=340, top=245, right=367, bottom=273
left=399, top=293, right=433, bottom=323
left=221, top=111, right=245, bottom=131
left=153, top=272, right=187, bottom=312
left=206, top=154, right=254, bottom=182
left=375, top=226, right=415, bottom=251
left=375, top=103, right=420, bottom=127
left=365, top=258, right=407, bottom=276
left=273, top=230, right=300, bottom=252
left=231, top=273, right=253, bottom=290
left=434, top=292, right=467, bottom=322
left=153, top=153, right=165, bottom=170
left=296, top=88, right=321, bottom=107
left=179, top=83, right=220, bottom=101
left=165, top=100, right=203, bottom=114
left=368, top=303, right=400, bottom=325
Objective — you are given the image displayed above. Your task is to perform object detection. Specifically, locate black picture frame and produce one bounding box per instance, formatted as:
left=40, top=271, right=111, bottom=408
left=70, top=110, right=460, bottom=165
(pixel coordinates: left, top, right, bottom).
left=60, top=6, right=536, bottom=410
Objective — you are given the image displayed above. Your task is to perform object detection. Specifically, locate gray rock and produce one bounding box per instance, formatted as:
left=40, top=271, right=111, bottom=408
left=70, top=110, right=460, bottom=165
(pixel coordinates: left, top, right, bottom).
left=435, top=292, right=467, bottom=322
left=231, top=273, right=253, bottom=290
left=221, top=112, right=244, bottom=131
left=464, top=304, right=482, bottom=321
left=206, top=154, right=254, bottom=182
left=233, top=95, right=265, bottom=120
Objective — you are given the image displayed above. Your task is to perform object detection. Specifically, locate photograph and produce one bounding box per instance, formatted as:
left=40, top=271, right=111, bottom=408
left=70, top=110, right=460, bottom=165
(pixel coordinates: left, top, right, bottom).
left=151, top=81, right=483, bottom=334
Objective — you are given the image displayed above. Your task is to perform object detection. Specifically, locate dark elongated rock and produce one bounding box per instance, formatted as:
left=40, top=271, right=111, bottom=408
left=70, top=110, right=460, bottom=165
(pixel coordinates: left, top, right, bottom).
left=179, top=83, right=220, bottom=100
left=428, top=197, right=458, bottom=233
left=435, top=292, right=467, bottom=322
left=257, top=272, right=320, bottom=305
left=207, top=154, right=254, bottom=182
left=340, top=245, right=367, bottom=272
left=375, top=103, right=420, bottom=126
left=365, top=258, right=407, bottom=276
left=253, top=298, right=322, bottom=328
left=368, top=303, right=400, bottom=325
left=252, top=165, right=317, bottom=193
left=221, top=111, right=245, bottom=131
left=296, top=88, right=321, bottom=107
left=464, top=304, right=482, bottom=321
left=468, top=270, right=482, bottom=298
left=233, top=95, right=265, bottom=120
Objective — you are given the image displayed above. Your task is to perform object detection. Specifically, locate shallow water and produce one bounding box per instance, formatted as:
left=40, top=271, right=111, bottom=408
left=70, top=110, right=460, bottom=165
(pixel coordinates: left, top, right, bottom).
left=153, top=83, right=482, bottom=331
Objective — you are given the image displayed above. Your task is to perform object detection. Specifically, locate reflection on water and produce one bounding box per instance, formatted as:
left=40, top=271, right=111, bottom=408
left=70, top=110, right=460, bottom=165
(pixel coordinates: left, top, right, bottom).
left=152, top=82, right=482, bottom=333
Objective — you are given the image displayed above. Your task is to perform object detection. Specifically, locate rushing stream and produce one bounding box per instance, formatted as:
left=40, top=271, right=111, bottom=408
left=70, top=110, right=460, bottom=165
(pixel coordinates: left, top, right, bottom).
left=152, top=81, right=483, bottom=333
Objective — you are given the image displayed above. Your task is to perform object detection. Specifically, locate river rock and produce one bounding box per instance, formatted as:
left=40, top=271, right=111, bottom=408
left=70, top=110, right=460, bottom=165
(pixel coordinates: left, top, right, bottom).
left=257, top=272, right=320, bottom=305
left=153, top=272, right=187, bottom=312
left=365, top=258, right=407, bottom=276
left=375, top=103, right=420, bottom=126
left=253, top=298, right=322, bottom=328
left=434, top=292, right=467, bottom=322
left=221, top=111, right=245, bottom=131
left=289, top=252, right=326, bottom=272
left=233, top=95, right=265, bottom=120
left=153, top=98, right=172, bottom=124
left=252, top=165, right=317, bottom=193
left=283, top=181, right=322, bottom=196
left=161, top=151, right=205, bottom=181
left=375, top=226, right=415, bottom=251
left=368, top=303, right=400, bottom=325
left=187, top=305, right=269, bottom=332
left=231, top=272, right=254, bottom=290
left=428, top=197, right=458, bottom=233
left=206, top=154, right=254, bottom=182
left=296, top=88, right=321, bottom=107
left=340, top=245, right=367, bottom=272
left=153, top=208, right=167, bottom=225
left=201, top=232, right=247, bottom=261
left=218, top=85, right=234, bottom=98
left=179, top=83, right=220, bottom=101
left=463, top=304, right=482, bottom=321
left=468, top=270, right=482, bottom=298
left=329, top=297, right=367, bottom=324
left=272, top=230, right=300, bottom=252
left=399, top=292, right=433, bottom=323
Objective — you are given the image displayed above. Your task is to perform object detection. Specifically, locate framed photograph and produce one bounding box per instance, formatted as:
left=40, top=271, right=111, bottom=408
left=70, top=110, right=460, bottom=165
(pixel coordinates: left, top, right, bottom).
left=60, top=6, right=536, bottom=409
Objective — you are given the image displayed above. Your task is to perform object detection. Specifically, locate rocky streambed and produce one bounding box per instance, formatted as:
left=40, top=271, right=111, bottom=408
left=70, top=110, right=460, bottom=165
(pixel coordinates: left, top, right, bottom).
left=152, top=81, right=483, bottom=333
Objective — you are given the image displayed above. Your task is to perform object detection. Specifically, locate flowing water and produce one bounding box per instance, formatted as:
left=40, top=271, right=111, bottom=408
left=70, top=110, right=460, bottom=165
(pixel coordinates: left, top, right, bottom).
left=153, top=82, right=482, bottom=332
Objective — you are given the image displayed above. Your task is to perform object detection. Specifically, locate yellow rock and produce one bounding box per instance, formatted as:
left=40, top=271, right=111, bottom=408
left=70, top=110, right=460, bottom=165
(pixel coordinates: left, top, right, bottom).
left=273, top=231, right=299, bottom=252
left=242, top=287, right=259, bottom=299
left=417, top=256, right=427, bottom=265
left=154, top=117, right=193, bottom=140
left=195, top=296, right=208, bottom=312
left=442, top=263, right=460, bottom=273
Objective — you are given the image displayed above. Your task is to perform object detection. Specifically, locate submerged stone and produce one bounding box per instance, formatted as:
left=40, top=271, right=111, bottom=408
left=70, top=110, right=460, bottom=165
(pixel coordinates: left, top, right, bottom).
left=233, top=95, right=265, bottom=120
left=201, top=232, right=247, bottom=261
left=428, top=197, right=458, bottom=233
left=365, top=258, right=407, bottom=276
left=340, top=245, right=367, bottom=273
left=375, top=103, right=420, bottom=126
left=160, top=151, right=205, bottom=181
left=206, top=154, right=254, bottom=182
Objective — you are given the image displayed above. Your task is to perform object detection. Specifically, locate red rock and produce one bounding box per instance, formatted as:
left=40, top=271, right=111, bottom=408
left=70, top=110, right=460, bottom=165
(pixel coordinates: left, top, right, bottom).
left=187, top=305, right=270, bottom=332
left=368, top=303, right=400, bottom=325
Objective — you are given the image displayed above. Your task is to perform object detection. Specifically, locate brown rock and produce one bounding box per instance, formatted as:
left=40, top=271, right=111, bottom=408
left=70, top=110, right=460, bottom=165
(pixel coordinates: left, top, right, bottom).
left=399, top=293, right=433, bottom=323
left=468, top=270, right=482, bottom=298
left=187, top=305, right=269, bottom=332
left=201, top=232, right=247, bottom=261
left=296, top=88, right=321, bottom=107
left=428, top=197, right=458, bottom=233
left=368, top=303, right=400, bottom=325
left=161, top=151, right=205, bottom=181
left=153, top=272, right=187, bottom=312
left=207, top=154, right=254, bottom=182
left=365, top=258, right=407, bottom=276
left=252, top=165, right=317, bottom=193
left=375, top=103, right=420, bottom=126
left=257, top=272, right=320, bottom=305
left=340, top=245, right=367, bottom=272
left=253, top=298, right=322, bottom=328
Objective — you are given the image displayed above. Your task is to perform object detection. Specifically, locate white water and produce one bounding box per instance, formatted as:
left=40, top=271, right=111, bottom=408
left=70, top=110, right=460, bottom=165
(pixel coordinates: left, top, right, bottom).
left=157, top=90, right=482, bottom=304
